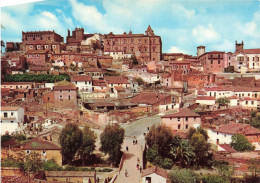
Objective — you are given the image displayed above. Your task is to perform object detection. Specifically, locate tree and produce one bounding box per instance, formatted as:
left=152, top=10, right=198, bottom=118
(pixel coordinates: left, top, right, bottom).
left=169, top=168, right=198, bottom=183
left=247, top=159, right=260, bottom=178
left=100, top=124, right=125, bottom=165
left=172, top=137, right=195, bottom=168
left=201, top=175, right=229, bottom=183
left=18, top=152, right=44, bottom=174
left=43, top=159, right=62, bottom=171
left=216, top=97, right=230, bottom=106
left=230, top=134, right=255, bottom=152
left=78, top=126, right=97, bottom=165
left=145, top=125, right=173, bottom=158
left=190, top=129, right=211, bottom=166
left=134, top=77, right=145, bottom=86
left=59, top=123, right=82, bottom=164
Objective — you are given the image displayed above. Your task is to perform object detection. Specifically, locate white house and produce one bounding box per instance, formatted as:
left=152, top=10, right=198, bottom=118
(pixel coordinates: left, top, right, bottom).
left=141, top=166, right=168, bottom=183
left=196, top=96, right=216, bottom=106
left=1, top=106, right=24, bottom=135
left=71, top=75, right=92, bottom=92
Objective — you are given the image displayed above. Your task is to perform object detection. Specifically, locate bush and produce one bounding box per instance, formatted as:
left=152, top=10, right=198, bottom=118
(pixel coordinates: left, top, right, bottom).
left=169, top=168, right=198, bottom=183
left=201, top=175, right=229, bottom=183
left=43, top=159, right=62, bottom=171
left=4, top=74, right=70, bottom=83
left=231, top=134, right=255, bottom=152
left=1, top=158, right=19, bottom=167
left=162, top=158, right=173, bottom=169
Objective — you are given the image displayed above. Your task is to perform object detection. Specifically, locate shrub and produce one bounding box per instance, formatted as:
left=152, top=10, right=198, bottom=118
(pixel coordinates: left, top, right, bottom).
left=169, top=168, right=198, bottom=183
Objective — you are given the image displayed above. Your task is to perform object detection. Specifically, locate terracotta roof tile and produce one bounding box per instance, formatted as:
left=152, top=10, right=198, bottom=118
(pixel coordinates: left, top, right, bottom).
left=196, top=96, right=216, bottom=100
left=84, top=67, right=103, bottom=72
left=162, top=108, right=200, bottom=118
left=1, top=106, right=21, bottom=111
left=218, top=144, right=237, bottom=153
left=71, top=75, right=92, bottom=82
left=141, top=166, right=168, bottom=178
left=22, top=138, right=60, bottom=150
left=104, top=76, right=129, bottom=84
left=130, top=92, right=170, bottom=105
left=214, top=122, right=260, bottom=135
left=93, top=80, right=107, bottom=86
left=243, top=49, right=260, bottom=54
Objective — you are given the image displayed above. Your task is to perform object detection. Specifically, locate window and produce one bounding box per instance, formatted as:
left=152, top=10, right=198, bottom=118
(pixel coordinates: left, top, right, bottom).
left=68, top=95, right=71, bottom=100
left=36, top=54, right=39, bottom=58
left=26, top=150, right=30, bottom=154
left=252, top=101, right=254, bottom=105
left=11, top=112, right=13, bottom=116
left=11, top=121, right=13, bottom=123
left=178, top=124, right=180, bottom=129
left=4, top=112, right=7, bottom=117
left=186, top=125, right=188, bottom=129
left=246, top=101, right=248, bottom=105
left=60, top=95, right=62, bottom=100
left=248, top=93, right=250, bottom=96
left=218, top=60, right=220, bottom=64
left=194, top=117, right=196, bottom=120
left=185, top=117, right=188, bottom=121
left=53, top=45, right=56, bottom=49
left=211, top=60, right=213, bottom=64
left=177, top=117, right=180, bottom=122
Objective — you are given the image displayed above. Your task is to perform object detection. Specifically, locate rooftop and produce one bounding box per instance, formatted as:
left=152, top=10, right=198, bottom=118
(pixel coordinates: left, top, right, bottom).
left=71, top=75, right=92, bottom=82
left=162, top=108, right=200, bottom=118
left=214, top=122, right=260, bottom=135
left=130, top=92, right=170, bottom=105
left=141, top=166, right=168, bottom=178
left=22, top=138, right=60, bottom=150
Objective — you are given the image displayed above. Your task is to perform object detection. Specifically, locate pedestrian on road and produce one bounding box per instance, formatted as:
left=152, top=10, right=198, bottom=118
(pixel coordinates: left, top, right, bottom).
left=125, top=169, right=128, bottom=177
left=147, top=127, right=150, bottom=131
left=136, top=139, right=138, bottom=144
left=136, top=163, right=139, bottom=170
left=140, top=166, right=142, bottom=173
left=126, top=146, right=129, bottom=152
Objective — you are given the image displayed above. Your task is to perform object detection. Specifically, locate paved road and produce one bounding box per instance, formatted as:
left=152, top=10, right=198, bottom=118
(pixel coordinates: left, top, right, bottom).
left=115, top=138, right=143, bottom=183
left=121, top=115, right=161, bottom=147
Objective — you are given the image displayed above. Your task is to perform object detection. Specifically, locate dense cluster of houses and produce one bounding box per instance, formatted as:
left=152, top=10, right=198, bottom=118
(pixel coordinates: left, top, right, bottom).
left=2, top=25, right=260, bottom=182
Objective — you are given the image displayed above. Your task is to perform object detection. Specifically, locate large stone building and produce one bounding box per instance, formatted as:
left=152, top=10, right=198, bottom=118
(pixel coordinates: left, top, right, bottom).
left=104, top=25, right=162, bottom=63
left=20, top=30, right=64, bottom=53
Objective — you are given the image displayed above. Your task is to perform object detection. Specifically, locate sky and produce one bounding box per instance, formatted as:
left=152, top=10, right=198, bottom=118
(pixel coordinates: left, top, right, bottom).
left=1, top=0, right=260, bottom=55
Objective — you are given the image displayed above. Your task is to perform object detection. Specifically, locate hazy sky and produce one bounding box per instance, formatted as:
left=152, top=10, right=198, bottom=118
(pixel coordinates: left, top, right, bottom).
left=1, top=0, right=260, bottom=55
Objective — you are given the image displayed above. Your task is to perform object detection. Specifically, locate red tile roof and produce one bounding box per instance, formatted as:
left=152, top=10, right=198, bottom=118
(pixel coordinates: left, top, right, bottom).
left=104, top=76, right=129, bottom=84
left=53, top=81, right=76, bottom=90
left=1, top=106, right=20, bottom=111
left=162, top=108, right=200, bottom=118
left=198, top=90, right=207, bottom=95
left=26, top=50, right=48, bottom=54
left=130, top=92, right=170, bottom=105
left=84, top=67, right=103, bottom=72
left=196, top=96, right=216, bottom=100
left=22, top=138, right=60, bottom=150
left=218, top=144, right=237, bottom=153
left=243, top=49, right=260, bottom=54
left=214, top=122, right=260, bottom=135
left=71, top=75, right=92, bottom=82
left=141, top=166, right=168, bottom=178
left=93, top=80, right=107, bottom=86
left=30, top=67, right=50, bottom=71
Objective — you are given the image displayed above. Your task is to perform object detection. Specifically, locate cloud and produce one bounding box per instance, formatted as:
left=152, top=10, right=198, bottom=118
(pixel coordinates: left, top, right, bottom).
left=192, top=23, right=221, bottom=44
left=167, top=46, right=189, bottom=54
left=212, top=39, right=234, bottom=52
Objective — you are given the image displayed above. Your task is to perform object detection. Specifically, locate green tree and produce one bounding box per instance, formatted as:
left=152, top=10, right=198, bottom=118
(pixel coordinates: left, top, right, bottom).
left=134, top=77, right=145, bottom=86
left=18, top=152, right=44, bottom=174
left=230, top=134, right=255, bottom=152
left=172, top=137, right=195, bottom=168
left=145, top=125, right=173, bottom=158
left=216, top=97, right=230, bottom=106
left=100, top=124, right=125, bottom=165
left=78, top=126, right=97, bottom=165
left=247, top=159, right=260, bottom=178
left=59, top=123, right=82, bottom=164
left=201, top=175, right=229, bottom=183
left=43, top=159, right=62, bottom=171
left=169, top=168, right=198, bottom=183
left=190, top=131, right=211, bottom=166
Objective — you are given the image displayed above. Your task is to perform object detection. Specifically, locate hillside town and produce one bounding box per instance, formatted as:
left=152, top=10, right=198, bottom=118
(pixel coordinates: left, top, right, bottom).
left=1, top=24, right=260, bottom=183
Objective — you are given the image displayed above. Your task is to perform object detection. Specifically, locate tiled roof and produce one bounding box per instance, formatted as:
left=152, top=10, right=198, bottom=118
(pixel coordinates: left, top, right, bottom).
left=162, top=108, right=200, bottom=118
left=93, top=80, right=107, bottom=86
left=141, top=166, right=168, bottom=178
left=2, top=82, right=34, bottom=85
left=71, top=75, right=92, bottom=82
left=53, top=81, right=76, bottom=90
left=243, top=49, right=260, bottom=54
left=22, top=138, right=60, bottom=150
left=198, top=90, right=207, bottom=95
left=30, top=67, right=50, bottom=71
left=196, top=96, right=215, bottom=100
left=26, top=50, right=48, bottom=54
left=84, top=67, right=103, bottom=72
left=218, top=144, right=237, bottom=153
left=104, top=76, right=129, bottom=84
left=130, top=92, right=170, bottom=105
left=214, top=122, right=260, bottom=135
left=1, top=106, right=20, bottom=111
left=45, top=171, right=95, bottom=177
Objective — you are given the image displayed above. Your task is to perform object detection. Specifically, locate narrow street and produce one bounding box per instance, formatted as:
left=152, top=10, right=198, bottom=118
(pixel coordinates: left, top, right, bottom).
left=115, top=138, right=143, bottom=183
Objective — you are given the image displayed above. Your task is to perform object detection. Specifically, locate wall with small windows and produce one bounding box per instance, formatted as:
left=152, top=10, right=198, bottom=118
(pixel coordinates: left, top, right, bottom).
left=207, top=129, right=232, bottom=145
left=161, top=116, right=201, bottom=132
